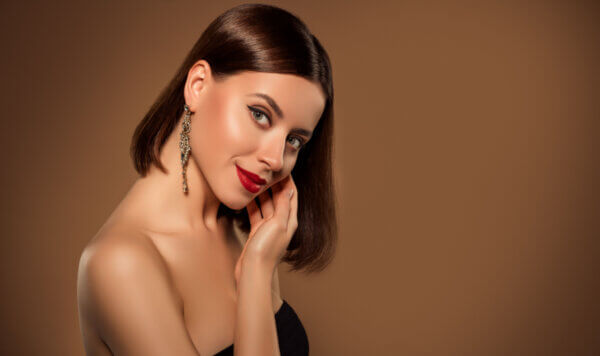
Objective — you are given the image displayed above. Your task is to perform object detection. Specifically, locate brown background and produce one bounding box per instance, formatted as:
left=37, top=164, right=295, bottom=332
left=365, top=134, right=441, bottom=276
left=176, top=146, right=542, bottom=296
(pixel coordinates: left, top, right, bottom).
left=1, top=0, right=599, bottom=355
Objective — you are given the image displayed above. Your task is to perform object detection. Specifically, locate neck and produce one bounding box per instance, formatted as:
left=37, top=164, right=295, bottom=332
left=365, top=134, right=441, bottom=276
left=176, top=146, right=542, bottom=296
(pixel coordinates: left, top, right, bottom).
left=121, top=114, right=223, bottom=236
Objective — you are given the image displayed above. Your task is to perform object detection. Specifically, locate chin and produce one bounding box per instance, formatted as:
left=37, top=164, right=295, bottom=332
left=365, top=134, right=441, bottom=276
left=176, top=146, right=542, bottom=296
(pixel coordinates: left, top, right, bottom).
left=218, top=191, right=252, bottom=211
left=224, top=201, right=248, bottom=211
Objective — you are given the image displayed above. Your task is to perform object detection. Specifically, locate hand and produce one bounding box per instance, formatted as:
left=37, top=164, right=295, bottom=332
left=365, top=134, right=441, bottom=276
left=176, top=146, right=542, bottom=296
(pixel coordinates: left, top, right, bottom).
left=234, top=175, right=298, bottom=285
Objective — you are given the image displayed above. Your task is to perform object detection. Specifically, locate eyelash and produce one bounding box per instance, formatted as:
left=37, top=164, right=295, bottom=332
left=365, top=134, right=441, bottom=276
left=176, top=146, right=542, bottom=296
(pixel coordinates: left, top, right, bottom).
left=248, top=106, right=307, bottom=150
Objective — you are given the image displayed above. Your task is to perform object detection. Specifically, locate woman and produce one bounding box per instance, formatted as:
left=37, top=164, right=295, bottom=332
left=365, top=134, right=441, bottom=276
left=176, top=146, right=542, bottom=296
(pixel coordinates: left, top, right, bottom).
left=77, top=4, right=337, bottom=356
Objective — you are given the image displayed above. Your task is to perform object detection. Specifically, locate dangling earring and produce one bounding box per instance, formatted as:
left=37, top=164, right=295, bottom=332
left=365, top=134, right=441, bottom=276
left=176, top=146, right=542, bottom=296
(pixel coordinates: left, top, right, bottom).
left=179, top=104, right=192, bottom=194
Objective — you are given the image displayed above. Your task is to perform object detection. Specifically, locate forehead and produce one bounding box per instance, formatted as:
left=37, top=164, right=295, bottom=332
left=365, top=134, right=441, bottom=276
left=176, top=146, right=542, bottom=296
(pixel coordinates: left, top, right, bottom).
left=218, top=71, right=326, bottom=129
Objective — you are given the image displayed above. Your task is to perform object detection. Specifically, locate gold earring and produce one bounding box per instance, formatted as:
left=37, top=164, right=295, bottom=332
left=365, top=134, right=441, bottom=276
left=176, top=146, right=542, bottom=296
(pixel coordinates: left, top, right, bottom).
left=180, top=104, right=192, bottom=193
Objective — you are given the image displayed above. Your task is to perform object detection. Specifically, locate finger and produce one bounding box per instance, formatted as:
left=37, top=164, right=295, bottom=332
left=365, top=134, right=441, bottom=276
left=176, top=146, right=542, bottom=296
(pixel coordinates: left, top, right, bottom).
left=286, top=179, right=298, bottom=236
left=258, top=188, right=274, bottom=219
left=274, top=185, right=293, bottom=229
left=277, top=175, right=295, bottom=196
left=246, top=197, right=262, bottom=227
left=269, top=174, right=294, bottom=195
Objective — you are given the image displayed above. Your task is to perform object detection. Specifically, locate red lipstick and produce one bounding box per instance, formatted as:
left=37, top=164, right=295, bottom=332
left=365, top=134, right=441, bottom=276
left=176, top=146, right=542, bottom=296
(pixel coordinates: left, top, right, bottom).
left=236, top=164, right=266, bottom=193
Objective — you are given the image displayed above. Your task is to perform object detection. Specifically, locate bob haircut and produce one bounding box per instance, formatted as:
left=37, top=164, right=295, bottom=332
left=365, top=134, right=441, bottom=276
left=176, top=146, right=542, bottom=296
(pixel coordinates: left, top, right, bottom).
left=130, top=3, right=337, bottom=274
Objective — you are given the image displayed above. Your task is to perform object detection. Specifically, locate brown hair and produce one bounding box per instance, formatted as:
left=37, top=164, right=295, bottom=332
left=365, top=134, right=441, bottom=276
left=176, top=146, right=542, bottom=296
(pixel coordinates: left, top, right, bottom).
left=130, top=4, right=336, bottom=274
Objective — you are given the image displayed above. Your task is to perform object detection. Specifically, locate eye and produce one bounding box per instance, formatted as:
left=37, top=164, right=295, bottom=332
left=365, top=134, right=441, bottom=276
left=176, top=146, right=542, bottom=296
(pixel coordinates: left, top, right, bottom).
left=287, top=136, right=306, bottom=151
left=248, top=106, right=270, bottom=125
left=248, top=105, right=307, bottom=152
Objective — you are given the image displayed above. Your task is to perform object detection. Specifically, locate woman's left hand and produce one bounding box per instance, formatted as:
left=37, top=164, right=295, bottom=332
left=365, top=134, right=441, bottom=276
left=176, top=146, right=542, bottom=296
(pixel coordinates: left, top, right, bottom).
left=234, top=174, right=298, bottom=284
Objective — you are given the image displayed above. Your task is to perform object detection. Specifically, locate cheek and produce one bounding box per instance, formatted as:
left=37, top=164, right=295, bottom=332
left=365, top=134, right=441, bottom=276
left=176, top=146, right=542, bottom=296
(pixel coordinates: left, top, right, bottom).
left=286, top=154, right=299, bottom=171
left=191, top=96, right=258, bottom=165
left=219, top=109, right=252, bottom=151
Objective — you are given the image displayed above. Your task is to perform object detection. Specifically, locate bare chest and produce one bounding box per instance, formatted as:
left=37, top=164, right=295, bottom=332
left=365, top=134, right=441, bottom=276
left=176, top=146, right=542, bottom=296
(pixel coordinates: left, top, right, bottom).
left=149, top=231, right=242, bottom=355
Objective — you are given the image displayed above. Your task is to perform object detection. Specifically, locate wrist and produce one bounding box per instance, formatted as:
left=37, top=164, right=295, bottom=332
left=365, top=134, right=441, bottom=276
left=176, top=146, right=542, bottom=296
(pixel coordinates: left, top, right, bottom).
left=241, top=253, right=276, bottom=276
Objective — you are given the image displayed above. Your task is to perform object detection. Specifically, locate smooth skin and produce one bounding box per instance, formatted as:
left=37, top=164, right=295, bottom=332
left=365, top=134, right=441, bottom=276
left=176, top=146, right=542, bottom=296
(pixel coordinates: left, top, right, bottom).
left=77, top=60, right=325, bottom=356
left=234, top=177, right=297, bottom=356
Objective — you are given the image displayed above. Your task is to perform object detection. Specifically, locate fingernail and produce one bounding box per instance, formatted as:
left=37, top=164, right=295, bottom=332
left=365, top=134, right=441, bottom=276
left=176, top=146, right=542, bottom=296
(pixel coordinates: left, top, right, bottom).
left=288, top=189, right=294, bottom=198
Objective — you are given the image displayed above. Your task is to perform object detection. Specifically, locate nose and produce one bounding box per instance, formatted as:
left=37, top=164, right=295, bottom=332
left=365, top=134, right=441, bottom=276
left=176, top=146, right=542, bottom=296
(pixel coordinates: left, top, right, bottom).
left=258, top=134, right=285, bottom=172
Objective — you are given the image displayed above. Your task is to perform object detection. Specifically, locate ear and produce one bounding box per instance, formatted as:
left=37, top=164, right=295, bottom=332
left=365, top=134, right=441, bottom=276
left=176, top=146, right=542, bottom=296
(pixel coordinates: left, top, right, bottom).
left=183, top=59, right=212, bottom=112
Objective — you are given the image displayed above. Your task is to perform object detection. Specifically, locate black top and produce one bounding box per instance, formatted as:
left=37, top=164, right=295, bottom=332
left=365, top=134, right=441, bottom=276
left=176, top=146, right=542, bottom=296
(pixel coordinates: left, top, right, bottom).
left=213, top=299, right=309, bottom=356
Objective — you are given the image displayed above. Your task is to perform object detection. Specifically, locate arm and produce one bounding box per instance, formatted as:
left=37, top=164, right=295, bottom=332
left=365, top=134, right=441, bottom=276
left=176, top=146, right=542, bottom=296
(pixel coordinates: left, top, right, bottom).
left=271, top=265, right=283, bottom=310
left=234, top=257, right=280, bottom=356
left=77, top=239, right=202, bottom=356
left=233, top=177, right=297, bottom=356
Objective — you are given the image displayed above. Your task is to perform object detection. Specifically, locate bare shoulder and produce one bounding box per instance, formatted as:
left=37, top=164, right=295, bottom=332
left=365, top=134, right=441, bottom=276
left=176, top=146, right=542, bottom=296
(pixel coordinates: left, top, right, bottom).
left=77, top=230, right=182, bottom=319
left=77, top=230, right=196, bottom=355
left=78, top=230, right=166, bottom=278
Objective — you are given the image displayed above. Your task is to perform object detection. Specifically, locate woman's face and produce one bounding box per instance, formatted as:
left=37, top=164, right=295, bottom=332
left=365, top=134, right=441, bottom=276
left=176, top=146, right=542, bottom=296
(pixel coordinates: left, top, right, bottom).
left=184, top=60, right=326, bottom=210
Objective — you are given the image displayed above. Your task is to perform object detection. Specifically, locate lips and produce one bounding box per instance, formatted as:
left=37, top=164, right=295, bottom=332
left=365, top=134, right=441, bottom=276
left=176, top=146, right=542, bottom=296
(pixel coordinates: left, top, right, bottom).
left=236, top=164, right=266, bottom=193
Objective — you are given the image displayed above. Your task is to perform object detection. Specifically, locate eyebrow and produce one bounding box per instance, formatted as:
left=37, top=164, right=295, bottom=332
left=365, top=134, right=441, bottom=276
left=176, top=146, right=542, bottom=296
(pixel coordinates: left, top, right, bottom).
left=247, top=92, right=313, bottom=139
